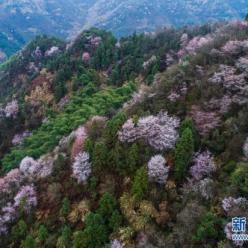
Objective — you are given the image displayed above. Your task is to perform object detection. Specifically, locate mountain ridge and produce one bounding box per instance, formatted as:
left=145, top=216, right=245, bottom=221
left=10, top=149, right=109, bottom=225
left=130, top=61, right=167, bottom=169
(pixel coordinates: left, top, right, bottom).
left=0, top=0, right=248, bottom=59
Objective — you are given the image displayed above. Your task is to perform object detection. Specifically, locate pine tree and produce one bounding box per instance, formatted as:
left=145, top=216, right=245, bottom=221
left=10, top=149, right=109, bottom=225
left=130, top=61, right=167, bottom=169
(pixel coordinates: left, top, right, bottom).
left=131, top=167, right=148, bottom=201
left=174, top=127, right=194, bottom=181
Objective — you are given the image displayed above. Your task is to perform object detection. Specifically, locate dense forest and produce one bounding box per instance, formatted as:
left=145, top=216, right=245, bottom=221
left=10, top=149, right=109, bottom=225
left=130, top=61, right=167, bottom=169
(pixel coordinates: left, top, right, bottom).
left=0, top=18, right=248, bottom=247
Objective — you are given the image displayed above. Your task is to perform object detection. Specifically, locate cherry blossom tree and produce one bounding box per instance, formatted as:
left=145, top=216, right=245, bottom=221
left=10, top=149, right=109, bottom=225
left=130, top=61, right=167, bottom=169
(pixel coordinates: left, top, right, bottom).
left=45, top=46, right=59, bottom=57
left=118, top=112, right=179, bottom=151
left=148, top=155, right=170, bottom=185
left=110, top=239, right=123, bottom=248
left=190, top=151, right=216, bottom=181
left=222, top=197, right=248, bottom=215
left=82, top=52, right=91, bottom=63
left=14, top=185, right=37, bottom=213
left=12, top=130, right=32, bottom=146
left=72, top=152, right=91, bottom=184
left=4, top=100, right=19, bottom=118
left=190, top=106, right=221, bottom=136
left=243, top=137, right=248, bottom=159
left=71, top=126, right=87, bottom=160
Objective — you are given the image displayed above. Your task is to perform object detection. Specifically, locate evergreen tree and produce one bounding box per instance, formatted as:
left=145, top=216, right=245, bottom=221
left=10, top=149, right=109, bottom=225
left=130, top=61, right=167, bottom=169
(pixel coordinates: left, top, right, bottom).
left=131, top=167, right=148, bottom=201
left=126, top=143, right=139, bottom=173
left=21, top=235, right=35, bottom=248
left=174, top=127, right=194, bottom=181
left=38, top=225, right=48, bottom=244
left=73, top=213, right=108, bottom=248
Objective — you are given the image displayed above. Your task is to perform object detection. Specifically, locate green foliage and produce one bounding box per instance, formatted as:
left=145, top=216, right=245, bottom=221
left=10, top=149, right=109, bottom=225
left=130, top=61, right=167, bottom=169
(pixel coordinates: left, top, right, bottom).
left=21, top=235, right=36, bottom=248
left=109, top=210, right=122, bottom=232
left=231, top=163, right=248, bottom=197
left=11, top=219, right=28, bottom=242
left=126, top=143, right=140, bottom=173
left=1, top=83, right=135, bottom=172
left=193, top=212, right=223, bottom=245
left=56, top=225, right=72, bottom=248
left=174, top=127, right=194, bottom=181
left=72, top=213, right=108, bottom=248
left=179, top=118, right=199, bottom=150
left=97, top=193, right=117, bottom=219
left=105, top=112, right=127, bottom=144
left=60, top=197, right=71, bottom=217
left=131, top=167, right=148, bottom=201
left=38, top=225, right=49, bottom=243
left=92, top=141, right=109, bottom=171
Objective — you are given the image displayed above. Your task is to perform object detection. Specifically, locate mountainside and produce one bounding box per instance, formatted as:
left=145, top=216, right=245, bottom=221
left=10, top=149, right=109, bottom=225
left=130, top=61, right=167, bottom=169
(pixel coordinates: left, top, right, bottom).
left=0, top=19, right=248, bottom=247
left=1, top=0, right=248, bottom=59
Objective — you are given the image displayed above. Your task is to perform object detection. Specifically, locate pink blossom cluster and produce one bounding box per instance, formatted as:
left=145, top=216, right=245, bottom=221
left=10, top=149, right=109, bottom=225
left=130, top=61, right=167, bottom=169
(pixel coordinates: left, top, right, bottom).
left=110, top=240, right=123, bottom=248
left=222, top=197, right=248, bottom=213
left=178, top=34, right=213, bottom=57
left=0, top=185, right=37, bottom=234
left=183, top=178, right=214, bottom=200
left=148, top=155, right=170, bottom=185
left=72, top=152, right=91, bottom=184
left=4, top=100, right=19, bottom=118
left=143, top=55, right=157, bottom=69
left=0, top=202, right=16, bottom=234
left=190, top=151, right=216, bottom=181
left=82, top=52, right=91, bottom=63
left=14, top=185, right=37, bottom=213
left=19, top=156, right=54, bottom=179
left=118, top=112, right=180, bottom=151
left=243, top=137, right=248, bottom=159
left=12, top=130, right=32, bottom=146
left=123, top=86, right=147, bottom=110
left=236, top=57, right=248, bottom=74
left=190, top=105, right=221, bottom=136
left=221, top=40, right=248, bottom=56
left=209, top=64, right=248, bottom=104
left=32, top=46, right=42, bottom=59
left=28, top=62, right=39, bottom=74
left=225, top=222, right=244, bottom=247
left=90, top=36, right=102, bottom=47
left=207, top=95, right=232, bottom=114
left=71, top=126, right=87, bottom=160
left=0, top=169, right=24, bottom=205
left=167, top=83, right=187, bottom=102
left=45, top=46, right=59, bottom=57
left=230, top=20, right=248, bottom=29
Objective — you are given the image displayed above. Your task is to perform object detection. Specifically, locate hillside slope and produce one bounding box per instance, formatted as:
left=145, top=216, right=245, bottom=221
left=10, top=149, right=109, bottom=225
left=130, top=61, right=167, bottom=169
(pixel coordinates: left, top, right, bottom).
left=0, top=20, right=248, bottom=247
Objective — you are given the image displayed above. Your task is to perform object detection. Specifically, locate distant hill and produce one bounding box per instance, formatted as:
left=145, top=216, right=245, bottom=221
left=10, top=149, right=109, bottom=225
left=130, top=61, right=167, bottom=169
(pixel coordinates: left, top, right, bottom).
left=0, top=0, right=248, bottom=59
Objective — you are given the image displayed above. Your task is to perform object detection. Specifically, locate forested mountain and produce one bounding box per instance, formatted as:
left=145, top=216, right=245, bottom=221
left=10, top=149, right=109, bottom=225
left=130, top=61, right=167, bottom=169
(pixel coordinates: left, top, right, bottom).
left=0, top=17, right=248, bottom=247
left=0, top=0, right=248, bottom=59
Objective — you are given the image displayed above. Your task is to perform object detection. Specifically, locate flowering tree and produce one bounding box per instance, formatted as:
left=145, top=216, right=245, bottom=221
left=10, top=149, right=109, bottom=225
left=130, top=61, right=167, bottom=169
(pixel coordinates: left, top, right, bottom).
left=4, top=100, right=19, bottom=118
left=45, top=46, right=59, bottom=56
left=222, top=197, right=248, bottom=216
left=190, top=106, right=221, bottom=136
left=221, top=40, right=248, bottom=55
left=14, top=185, right=37, bottom=213
left=110, top=239, right=123, bottom=248
left=12, top=130, right=32, bottom=146
left=0, top=202, right=16, bottom=234
left=82, top=52, right=91, bottom=63
left=72, top=152, right=91, bottom=184
left=19, top=156, right=54, bottom=179
left=190, top=151, right=216, bottom=181
left=71, top=126, right=87, bottom=160
left=243, top=137, right=248, bottom=159
left=209, top=64, right=248, bottom=105
left=118, top=112, right=179, bottom=151
left=148, top=155, right=169, bottom=185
